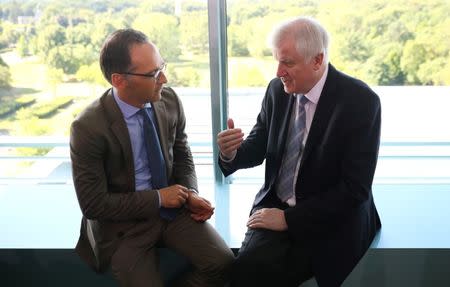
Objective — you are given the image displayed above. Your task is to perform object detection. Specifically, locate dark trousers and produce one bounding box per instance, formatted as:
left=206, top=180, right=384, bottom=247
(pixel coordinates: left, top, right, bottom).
left=110, top=209, right=234, bottom=287
left=231, top=198, right=313, bottom=287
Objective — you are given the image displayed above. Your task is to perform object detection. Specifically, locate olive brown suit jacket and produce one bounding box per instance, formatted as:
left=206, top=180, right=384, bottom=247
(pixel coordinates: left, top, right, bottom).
left=70, top=87, right=197, bottom=272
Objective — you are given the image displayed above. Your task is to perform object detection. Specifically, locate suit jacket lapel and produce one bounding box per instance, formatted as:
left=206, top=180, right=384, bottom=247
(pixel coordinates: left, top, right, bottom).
left=102, top=90, right=135, bottom=192
left=300, top=64, right=338, bottom=169
left=276, top=94, right=295, bottom=163
left=269, top=92, right=295, bottom=189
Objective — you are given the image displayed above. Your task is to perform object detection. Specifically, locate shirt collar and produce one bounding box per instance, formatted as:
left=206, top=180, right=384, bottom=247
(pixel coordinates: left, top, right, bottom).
left=112, top=87, right=152, bottom=119
left=300, top=64, right=329, bottom=104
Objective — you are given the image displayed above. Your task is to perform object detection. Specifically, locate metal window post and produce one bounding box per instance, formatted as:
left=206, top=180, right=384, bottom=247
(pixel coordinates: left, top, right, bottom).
left=208, top=0, right=228, bottom=185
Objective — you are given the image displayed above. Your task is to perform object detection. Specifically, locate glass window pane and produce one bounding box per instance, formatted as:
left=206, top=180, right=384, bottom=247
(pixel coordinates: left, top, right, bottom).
left=0, top=0, right=213, bottom=184
left=226, top=0, right=450, bottom=184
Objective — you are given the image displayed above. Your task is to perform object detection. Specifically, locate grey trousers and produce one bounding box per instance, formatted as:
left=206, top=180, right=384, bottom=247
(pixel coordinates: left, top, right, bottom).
left=110, top=209, right=234, bottom=287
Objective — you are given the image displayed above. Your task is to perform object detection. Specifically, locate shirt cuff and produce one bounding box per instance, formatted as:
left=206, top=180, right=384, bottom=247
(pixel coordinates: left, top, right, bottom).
left=188, top=188, right=198, bottom=194
left=156, top=189, right=161, bottom=207
left=219, top=151, right=237, bottom=163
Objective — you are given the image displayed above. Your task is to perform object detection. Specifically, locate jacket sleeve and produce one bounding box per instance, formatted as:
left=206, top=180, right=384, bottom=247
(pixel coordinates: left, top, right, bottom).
left=218, top=80, right=277, bottom=176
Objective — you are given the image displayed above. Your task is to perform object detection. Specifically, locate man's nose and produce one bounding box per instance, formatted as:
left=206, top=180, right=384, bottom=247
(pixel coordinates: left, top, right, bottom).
left=276, top=64, right=287, bottom=78
left=158, top=71, right=168, bottom=84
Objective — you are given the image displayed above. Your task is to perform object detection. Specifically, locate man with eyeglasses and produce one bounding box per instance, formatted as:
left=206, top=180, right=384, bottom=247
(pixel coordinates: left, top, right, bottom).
left=70, top=29, right=234, bottom=287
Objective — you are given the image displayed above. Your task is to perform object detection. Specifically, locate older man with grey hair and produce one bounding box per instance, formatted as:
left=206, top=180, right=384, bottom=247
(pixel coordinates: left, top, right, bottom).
left=217, top=16, right=381, bottom=287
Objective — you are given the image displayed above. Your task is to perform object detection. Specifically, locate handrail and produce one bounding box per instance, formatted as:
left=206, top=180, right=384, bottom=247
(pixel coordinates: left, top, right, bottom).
left=1, top=136, right=450, bottom=184
left=2, top=136, right=450, bottom=147
left=1, top=136, right=450, bottom=162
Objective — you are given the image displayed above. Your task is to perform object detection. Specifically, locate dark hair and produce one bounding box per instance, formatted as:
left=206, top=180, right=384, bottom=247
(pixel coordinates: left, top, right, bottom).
left=99, top=29, right=148, bottom=84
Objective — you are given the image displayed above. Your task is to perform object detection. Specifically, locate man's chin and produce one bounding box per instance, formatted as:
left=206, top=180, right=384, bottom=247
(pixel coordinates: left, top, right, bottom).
left=149, top=90, right=163, bottom=102
left=283, top=84, right=293, bottom=94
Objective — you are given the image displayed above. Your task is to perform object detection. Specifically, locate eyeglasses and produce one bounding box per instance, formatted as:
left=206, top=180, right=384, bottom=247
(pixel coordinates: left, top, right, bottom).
left=121, top=63, right=166, bottom=81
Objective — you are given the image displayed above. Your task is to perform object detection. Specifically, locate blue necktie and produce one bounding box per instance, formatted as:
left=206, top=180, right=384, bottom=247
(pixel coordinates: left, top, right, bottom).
left=276, top=95, right=309, bottom=202
left=140, top=108, right=178, bottom=220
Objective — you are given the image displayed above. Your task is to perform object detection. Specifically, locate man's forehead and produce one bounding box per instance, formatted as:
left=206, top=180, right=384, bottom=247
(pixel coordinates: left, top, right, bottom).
left=129, top=42, right=163, bottom=68
left=273, top=43, right=298, bottom=61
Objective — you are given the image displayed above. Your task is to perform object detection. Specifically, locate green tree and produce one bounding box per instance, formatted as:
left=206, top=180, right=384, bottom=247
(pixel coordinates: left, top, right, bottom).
left=401, top=41, right=427, bottom=84
left=166, top=65, right=200, bottom=87
left=139, top=0, right=175, bottom=15
left=16, top=34, right=30, bottom=57
left=15, top=109, right=51, bottom=136
left=0, top=20, right=19, bottom=49
left=364, top=44, right=405, bottom=85
left=132, top=13, right=181, bottom=61
left=228, top=24, right=250, bottom=57
left=36, top=24, right=66, bottom=57
left=46, top=46, right=75, bottom=74
left=180, top=10, right=209, bottom=55
left=46, top=43, right=97, bottom=75
left=0, top=56, right=11, bottom=88
left=229, top=65, right=266, bottom=87
left=76, top=62, right=108, bottom=87
left=46, top=67, right=64, bottom=96
left=66, top=22, right=93, bottom=46
left=90, top=21, right=118, bottom=48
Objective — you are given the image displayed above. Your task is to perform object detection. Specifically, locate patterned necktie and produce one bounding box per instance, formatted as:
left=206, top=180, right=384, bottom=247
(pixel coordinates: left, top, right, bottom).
left=276, top=95, right=309, bottom=202
left=140, top=108, right=178, bottom=220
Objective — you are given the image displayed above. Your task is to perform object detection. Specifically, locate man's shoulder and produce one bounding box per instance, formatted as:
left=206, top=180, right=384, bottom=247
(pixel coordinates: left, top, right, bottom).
left=330, top=65, right=379, bottom=101
left=267, top=77, right=285, bottom=94
left=161, top=86, right=179, bottom=101
left=160, top=86, right=183, bottom=111
left=72, top=89, right=111, bottom=128
left=331, top=65, right=369, bottom=90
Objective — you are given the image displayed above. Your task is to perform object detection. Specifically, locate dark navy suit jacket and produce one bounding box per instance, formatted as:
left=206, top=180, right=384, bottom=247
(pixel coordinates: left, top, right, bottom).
left=219, top=64, right=381, bottom=286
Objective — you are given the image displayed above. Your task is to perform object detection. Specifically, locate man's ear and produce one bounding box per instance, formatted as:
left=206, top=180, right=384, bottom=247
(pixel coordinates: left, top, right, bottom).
left=312, top=53, right=324, bottom=70
left=111, top=73, right=127, bottom=88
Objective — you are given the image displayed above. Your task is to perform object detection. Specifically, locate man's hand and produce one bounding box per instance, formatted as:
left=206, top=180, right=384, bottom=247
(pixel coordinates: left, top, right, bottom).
left=217, top=118, right=244, bottom=159
left=186, top=191, right=214, bottom=222
left=247, top=208, right=288, bottom=231
left=159, top=185, right=189, bottom=208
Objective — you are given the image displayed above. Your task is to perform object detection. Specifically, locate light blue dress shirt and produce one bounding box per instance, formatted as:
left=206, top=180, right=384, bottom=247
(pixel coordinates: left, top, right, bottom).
left=112, top=89, right=154, bottom=192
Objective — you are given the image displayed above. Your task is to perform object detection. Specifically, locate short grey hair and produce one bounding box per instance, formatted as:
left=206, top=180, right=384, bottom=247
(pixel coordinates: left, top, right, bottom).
left=270, top=16, right=329, bottom=63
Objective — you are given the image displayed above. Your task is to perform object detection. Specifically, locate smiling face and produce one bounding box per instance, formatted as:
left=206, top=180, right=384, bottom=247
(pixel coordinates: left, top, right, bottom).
left=273, top=37, right=324, bottom=95
left=113, top=42, right=168, bottom=107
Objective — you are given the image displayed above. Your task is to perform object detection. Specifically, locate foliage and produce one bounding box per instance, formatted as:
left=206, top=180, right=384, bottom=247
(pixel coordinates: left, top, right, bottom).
left=76, top=63, right=108, bottom=86
left=0, top=65, right=11, bottom=88
left=132, top=12, right=181, bottom=61
left=0, top=20, right=19, bottom=49
left=179, top=10, right=209, bottom=55
left=15, top=108, right=52, bottom=135
left=318, top=0, right=450, bottom=85
left=167, top=65, right=200, bottom=87
left=228, top=24, right=250, bottom=57
left=46, top=67, right=64, bottom=90
left=0, top=0, right=448, bottom=89
left=230, top=65, right=267, bottom=87
left=0, top=95, right=35, bottom=118
left=31, top=96, right=74, bottom=118
left=35, top=24, right=66, bottom=57
left=16, top=34, right=30, bottom=57
left=0, top=55, right=11, bottom=88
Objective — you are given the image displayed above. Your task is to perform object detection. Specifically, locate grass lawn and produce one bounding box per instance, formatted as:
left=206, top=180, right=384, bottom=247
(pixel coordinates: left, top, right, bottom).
left=0, top=51, right=103, bottom=136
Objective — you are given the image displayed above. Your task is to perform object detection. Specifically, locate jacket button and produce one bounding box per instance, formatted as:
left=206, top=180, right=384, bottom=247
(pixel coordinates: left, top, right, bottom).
left=117, top=231, right=124, bottom=238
